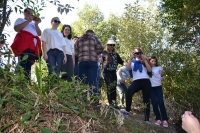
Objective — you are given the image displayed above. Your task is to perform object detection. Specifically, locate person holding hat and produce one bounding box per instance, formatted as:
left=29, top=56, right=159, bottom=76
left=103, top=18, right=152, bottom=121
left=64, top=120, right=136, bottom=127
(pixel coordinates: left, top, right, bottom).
left=102, top=39, right=124, bottom=108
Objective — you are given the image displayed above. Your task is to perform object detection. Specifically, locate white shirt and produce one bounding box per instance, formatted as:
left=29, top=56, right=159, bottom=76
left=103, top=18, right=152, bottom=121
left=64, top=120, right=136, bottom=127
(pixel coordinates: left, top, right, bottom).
left=14, top=18, right=38, bottom=45
left=150, top=66, right=163, bottom=87
left=131, top=62, right=149, bottom=81
left=63, top=38, right=74, bottom=55
left=41, top=28, right=66, bottom=53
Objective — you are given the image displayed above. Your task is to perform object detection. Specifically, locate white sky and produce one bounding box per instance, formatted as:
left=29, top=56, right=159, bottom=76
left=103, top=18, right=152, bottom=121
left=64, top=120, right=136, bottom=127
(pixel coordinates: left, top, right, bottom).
left=4, top=0, right=137, bottom=44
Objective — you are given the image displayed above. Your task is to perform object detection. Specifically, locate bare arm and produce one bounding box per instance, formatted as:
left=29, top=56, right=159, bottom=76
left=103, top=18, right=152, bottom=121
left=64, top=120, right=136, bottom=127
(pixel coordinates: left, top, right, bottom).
left=42, top=41, right=48, bottom=61
left=126, top=53, right=134, bottom=70
left=34, top=18, right=42, bottom=36
left=14, top=20, right=30, bottom=32
left=62, top=46, right=67, bottom=64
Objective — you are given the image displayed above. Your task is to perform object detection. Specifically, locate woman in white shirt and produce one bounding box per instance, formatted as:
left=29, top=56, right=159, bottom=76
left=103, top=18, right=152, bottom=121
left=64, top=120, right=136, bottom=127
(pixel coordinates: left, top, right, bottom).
left=149, top=56, right=168, bottom=127
left=120, top=48, right=152, bottom=124
left=41, top=17, right=67, bottom=75
left=61, top=25, right=74, bottom=82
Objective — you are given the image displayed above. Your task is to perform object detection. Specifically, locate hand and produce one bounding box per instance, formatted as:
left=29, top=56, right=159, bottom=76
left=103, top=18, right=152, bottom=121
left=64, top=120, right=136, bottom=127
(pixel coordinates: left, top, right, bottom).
left=34, top=17, right=41, bottom=24
left=182, top=111, right=200, bottom=133
left=120, top=79, right=125, bottom=84
left=130, top=52, right=134, bottom=60
left=43, top=53, right=48, bottom=61
left=140, top=54, right=147, bottom=61
left=63, top=56, right=67, bottom=64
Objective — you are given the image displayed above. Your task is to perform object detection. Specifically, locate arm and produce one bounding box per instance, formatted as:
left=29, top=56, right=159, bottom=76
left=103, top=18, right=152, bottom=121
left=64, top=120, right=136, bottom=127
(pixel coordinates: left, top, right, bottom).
left=95, top=37, right=104, bottom=54
left=126, top=53, right=134, bottom=70
left=14, top=20, right=31, bottom=32
left=117, top=68, right=125, bottom=84
left=42, top=41, right=48, bottom=61
left=117, top=53, right=124, bottom=65
left=62, top=46, right=67, bottom=64
left=141, top=54, right=151, bottom=72
left=34, top=18, right=42, bottom=36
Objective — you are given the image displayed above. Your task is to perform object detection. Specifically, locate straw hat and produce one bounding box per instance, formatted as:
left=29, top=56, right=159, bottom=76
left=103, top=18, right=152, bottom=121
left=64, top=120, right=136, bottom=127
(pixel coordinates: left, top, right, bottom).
left=106, top=40, right=116, bottom=45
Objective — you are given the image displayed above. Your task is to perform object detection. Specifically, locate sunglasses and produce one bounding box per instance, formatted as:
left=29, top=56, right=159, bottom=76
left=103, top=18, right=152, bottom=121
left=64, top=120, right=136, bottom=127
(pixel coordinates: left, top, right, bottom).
left=134, top=52, right=142, bottom=56
left=53, top=20, right=61, bottom=24
left=108, top=44, right=115, bottom=46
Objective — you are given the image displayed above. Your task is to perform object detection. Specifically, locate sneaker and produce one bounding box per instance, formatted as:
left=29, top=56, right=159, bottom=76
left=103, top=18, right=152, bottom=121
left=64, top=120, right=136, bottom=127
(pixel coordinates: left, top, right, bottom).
left=155, top=120, right=161, bottom=126
left=145, top=121, right=151, bottom=124
left=120, top=109, right=130, bottom=115
left=162, top=120, right=168, bottom=127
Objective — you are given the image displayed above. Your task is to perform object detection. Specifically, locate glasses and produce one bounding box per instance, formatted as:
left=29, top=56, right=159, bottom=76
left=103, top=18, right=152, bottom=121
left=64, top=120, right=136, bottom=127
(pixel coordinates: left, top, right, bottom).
left=53, top=20, right=61, bottom=24
left=134, top=52, right=142, bottom=56
left=108, top=44, right=115, bottom=46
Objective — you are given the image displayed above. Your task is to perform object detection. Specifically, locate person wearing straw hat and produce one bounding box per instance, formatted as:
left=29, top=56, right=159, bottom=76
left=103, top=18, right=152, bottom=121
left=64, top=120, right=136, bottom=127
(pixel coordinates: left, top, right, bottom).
left=102, top=39, right=124, bottom=108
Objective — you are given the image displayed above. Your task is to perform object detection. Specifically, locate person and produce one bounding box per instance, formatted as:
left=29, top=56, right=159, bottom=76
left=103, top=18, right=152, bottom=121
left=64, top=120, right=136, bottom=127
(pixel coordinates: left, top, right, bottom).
left=73, top=36, right=79, bottom=79
left=11, top=8, right=42, bottom=80
left=182, top=111, right=200, bottom=133
left=120, top=48, right=152, bottom=124
left=116, top=62, right=130, bottom=106
left=75, top=30, right=104, bottom=95
left=149, top=56, right=168, bottom=127
left=41, top=17, right=67, bottom=75
left=61, top=25, right=74, bottom=82
left=102, top=40, right=124, bottom=108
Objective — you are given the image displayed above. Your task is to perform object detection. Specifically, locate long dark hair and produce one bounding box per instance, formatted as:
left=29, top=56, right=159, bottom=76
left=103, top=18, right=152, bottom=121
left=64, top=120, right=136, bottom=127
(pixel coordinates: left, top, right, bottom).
left=149, top=56, right=159, bottom=66
left=61, top=24, right=72, bottom=39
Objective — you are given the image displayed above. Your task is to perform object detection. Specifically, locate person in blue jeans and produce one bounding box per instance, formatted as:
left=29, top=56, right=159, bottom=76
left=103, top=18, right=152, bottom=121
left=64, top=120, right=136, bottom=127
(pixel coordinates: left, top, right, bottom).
left=116, top=63, right=130, bottom=106
left=149, top=56, right=168, bottom=127
left=75, top=30, right=104, bottom=96
left=41, top=17, right=67, bottom=75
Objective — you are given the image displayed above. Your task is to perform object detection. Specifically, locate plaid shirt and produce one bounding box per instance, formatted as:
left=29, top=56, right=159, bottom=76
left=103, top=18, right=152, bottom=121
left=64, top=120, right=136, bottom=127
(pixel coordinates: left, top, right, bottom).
left=75, top=34, right=104, bottom=62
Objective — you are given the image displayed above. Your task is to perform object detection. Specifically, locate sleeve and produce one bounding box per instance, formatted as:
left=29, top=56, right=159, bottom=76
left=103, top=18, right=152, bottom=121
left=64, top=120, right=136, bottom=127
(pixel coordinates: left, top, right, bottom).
left=14, top=18, right=24, bottom=26
left=117, top=53, right=124, bottom=65
left=121, top=66, right=126, bottom=72
left=40, top=29, right=47, bottom=42
left=95, top=36, right=104, bottom=55
left=159, top=66, right=163, bottom=71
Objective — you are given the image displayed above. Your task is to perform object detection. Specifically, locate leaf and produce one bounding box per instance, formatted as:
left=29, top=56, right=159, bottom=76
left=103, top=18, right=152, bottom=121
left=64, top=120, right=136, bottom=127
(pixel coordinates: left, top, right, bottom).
left=40, top=127, right=51, bottom=133
left=66, top=102, right=78, bottom=110
left=0, top=98, right=3, bottom=104
left=57, top=4, right=64, bottom=7
left=65, top=9, right=69, bottom=14
left=37, top=117, right=45, bottom=122
left=21, top=55, right=28, bottom=61
left=21, top=113, right=31, bottom=122
left=32, top=123, right=38, bottom=127
left=14, top=7, right=17, bottom=13
left=57, top=7, right=61, bottom=12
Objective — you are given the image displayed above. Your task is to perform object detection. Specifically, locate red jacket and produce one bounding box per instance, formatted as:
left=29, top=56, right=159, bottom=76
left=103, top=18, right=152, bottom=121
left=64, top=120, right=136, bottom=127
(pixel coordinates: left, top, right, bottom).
left=11, top=30, right=42, bottom=57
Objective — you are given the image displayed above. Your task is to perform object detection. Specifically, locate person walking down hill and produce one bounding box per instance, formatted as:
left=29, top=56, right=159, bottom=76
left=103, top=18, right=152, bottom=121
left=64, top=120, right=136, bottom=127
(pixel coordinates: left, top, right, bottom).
left=41, top=17, right=67, bottom=75
left=149, top=56, right=168, bottom=127
left=102, top=40, right=124, bottom=108
left=11, top=8, right=42, bottom=80
left=120, top=48, right=152, bottom=124
left=61, top=25, right=74, bottom=82
left=116, top=62, right=130, bottom=106
left=75, top=30, right=104, bottom=95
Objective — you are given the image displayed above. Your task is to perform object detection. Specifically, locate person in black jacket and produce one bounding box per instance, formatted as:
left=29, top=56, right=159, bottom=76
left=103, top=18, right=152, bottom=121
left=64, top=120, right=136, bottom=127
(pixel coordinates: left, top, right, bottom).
left=102, top=40, right=124, bottom=108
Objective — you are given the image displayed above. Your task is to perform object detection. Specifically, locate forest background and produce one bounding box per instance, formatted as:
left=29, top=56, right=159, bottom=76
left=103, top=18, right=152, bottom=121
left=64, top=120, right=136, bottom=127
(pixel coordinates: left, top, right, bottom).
left=0, top=0, right=200, bottom=132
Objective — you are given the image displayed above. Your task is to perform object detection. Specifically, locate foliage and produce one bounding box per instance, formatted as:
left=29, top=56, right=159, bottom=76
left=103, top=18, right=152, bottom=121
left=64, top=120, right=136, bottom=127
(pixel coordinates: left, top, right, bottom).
left=71, top=3, right=119, bottom=44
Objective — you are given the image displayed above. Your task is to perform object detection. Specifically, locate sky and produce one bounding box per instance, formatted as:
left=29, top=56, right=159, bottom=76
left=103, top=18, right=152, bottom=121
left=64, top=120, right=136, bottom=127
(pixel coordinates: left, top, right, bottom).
left=5, top=0, right=136, bottom=44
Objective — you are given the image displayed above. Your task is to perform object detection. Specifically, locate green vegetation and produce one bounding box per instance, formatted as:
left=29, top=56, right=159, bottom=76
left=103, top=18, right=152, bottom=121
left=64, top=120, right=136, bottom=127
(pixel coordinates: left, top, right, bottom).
left=0, top=0, right=200, bottom=132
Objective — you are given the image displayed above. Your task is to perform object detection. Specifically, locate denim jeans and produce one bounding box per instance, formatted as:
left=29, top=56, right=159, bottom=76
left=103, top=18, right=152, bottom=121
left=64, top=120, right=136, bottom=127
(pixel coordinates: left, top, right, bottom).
left=150, top=85, right=168, bottom=121
left=47, top=49, right=64, bottom=75
left=116, top=83, right=127, bottom=105
left=19, top=48, right=35, bottom=80
left=78, top=61, right=98, bottom=93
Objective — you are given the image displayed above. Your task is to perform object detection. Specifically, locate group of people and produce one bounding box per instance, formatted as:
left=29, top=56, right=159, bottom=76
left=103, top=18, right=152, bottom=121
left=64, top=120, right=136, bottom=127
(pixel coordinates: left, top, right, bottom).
left=10, top=7, right=198, bottom=132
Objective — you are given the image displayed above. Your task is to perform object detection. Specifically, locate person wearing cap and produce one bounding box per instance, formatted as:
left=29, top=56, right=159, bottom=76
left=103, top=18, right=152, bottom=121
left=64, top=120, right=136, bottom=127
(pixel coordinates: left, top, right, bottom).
left=75, top=30, right=104, bottom=98
left=102, top=39, right=124, bottom=108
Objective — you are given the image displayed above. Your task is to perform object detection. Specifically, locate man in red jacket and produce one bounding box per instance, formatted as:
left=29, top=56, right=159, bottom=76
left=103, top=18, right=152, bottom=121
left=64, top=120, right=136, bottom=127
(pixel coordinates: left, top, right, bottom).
left=11, top=8, right=42, bottom=80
